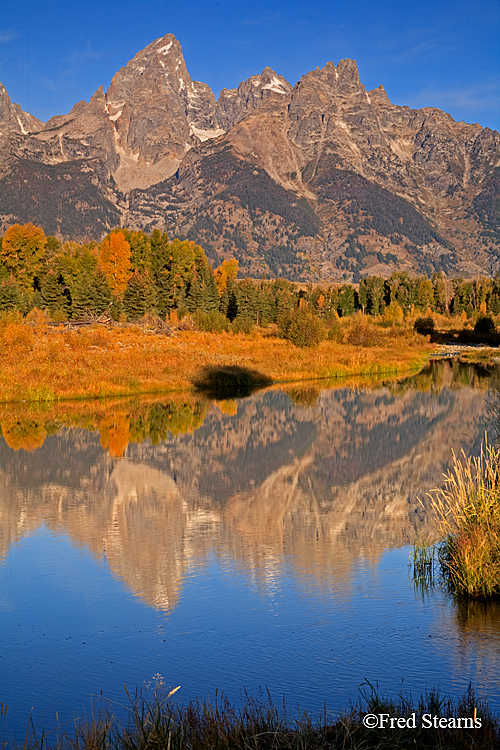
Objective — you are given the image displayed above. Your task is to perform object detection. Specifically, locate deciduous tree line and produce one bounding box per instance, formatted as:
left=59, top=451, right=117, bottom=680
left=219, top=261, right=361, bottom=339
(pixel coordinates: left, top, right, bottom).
left=1, top=223, right=500, bottom=324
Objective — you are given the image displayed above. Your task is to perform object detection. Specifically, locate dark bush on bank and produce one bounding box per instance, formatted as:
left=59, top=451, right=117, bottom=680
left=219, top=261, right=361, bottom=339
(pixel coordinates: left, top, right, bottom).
left=414, top=316, right=435, bottom=336
left=474, top=315, right=496, bottom=336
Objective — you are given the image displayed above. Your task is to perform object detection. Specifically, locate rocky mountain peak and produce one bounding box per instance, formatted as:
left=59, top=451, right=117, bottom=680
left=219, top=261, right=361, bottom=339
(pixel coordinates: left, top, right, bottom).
left=215, top=67, right=292, bottom=130
left=0, top=82, right=43, bottom=135
left=1, top=35, right=499, bottom=282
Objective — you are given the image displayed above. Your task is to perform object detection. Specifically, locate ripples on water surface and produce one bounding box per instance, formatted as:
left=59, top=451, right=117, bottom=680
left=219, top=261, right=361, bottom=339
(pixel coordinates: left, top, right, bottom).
left=1, top=361, right=500, bottom=741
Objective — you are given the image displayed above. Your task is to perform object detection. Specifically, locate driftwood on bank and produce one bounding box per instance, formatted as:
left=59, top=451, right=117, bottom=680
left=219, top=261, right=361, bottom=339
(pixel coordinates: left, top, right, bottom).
left=43, top=307, right=173, bottom=335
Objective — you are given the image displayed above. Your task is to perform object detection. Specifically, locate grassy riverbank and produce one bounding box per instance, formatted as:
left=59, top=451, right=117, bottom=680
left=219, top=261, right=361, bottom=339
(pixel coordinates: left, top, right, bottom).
left=0, top=314, right=433, bottom=403
left=7, top=685, right=499, bottom=750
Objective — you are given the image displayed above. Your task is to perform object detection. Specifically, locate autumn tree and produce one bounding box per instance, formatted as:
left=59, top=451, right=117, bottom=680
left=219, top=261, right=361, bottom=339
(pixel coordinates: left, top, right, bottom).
left=0, top=223, right=47, bottom=293
left=52, top=241, right=98, bottom=301
left=214, top=258, right=239, bottom=296
left=97, top=231, right=131, bottom=297
left=120, top=229, right=152, bottom=273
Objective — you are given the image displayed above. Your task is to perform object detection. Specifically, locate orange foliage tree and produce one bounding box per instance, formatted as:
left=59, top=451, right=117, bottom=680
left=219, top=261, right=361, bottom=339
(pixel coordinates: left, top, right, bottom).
left=0, top=223, right=47, bottom=292
left=97, top=231, right=132, bottom=297
left=214, top=258, right=239, bottom=296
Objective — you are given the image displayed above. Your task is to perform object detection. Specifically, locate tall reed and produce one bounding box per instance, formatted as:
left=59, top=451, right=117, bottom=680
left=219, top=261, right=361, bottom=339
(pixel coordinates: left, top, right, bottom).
left=428, top=442, right=500, bottom=599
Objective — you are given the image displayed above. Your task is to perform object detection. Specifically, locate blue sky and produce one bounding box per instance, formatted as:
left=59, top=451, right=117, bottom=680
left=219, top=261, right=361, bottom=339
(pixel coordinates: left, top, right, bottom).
left=1, top=0, right=499, bottom=131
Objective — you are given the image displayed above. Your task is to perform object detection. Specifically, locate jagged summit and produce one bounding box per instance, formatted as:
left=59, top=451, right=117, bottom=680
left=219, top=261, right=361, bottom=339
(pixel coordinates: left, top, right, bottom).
left=0, top=82, right=43, bottom=135
left=0, top=34, right=499, bottom=281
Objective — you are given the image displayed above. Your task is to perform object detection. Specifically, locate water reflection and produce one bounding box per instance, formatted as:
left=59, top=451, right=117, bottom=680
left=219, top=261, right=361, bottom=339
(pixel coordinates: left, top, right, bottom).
left=0, top=361, right=494, bottom=614
left=2, top=360, right=500, bottom=739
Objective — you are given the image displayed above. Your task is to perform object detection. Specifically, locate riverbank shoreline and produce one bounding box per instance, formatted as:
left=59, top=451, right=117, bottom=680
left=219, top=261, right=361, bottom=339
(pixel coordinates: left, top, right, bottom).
left=0, top=318, right=433, bottom=403
left=3, top=685, right=499, bottom=750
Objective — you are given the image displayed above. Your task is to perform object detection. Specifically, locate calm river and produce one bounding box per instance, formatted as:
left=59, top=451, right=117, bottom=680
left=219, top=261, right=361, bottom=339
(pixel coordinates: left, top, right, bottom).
left=1, top=360, right=500, bottom=743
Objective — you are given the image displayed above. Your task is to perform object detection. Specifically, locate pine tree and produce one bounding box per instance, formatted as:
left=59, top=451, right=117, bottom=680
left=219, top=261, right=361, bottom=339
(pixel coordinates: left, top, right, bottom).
left=41, top=270, right=69, bottom=318
left=91, top=270, right=113, bottom=315
left=123, top=271, right=157, bottom=320
left=186, top=273, right=201, bottom=313
left=0, top=275, right=22, bottom=312
left=71, top=273, right=95, bottom=319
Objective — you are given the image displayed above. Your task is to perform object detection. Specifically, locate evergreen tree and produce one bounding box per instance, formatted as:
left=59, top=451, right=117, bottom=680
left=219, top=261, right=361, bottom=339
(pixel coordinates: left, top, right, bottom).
left=123, top=271, right=157, bottom=320
left=0, top=275, right=22, bottom=312
left=91, top=270, right=113, bottom=315
left=41, top=270, right=69, bottom=317
left=186, top=273, right=202, bottom=313
left=71, top=272, right=95, bottom=319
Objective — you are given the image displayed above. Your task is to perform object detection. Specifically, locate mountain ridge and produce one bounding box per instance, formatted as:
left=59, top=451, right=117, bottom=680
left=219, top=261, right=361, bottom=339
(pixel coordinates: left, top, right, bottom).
left=1, top=32, right=499, bottom=281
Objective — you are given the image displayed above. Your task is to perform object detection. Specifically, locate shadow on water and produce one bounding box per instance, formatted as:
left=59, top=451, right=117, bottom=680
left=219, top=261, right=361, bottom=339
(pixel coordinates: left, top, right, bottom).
left=192, top=365, right=273, bottom=400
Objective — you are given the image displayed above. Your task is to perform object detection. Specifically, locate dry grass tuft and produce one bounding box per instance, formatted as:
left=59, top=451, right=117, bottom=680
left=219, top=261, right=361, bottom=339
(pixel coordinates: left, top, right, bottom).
left=427, top=442, right=500, bottom=599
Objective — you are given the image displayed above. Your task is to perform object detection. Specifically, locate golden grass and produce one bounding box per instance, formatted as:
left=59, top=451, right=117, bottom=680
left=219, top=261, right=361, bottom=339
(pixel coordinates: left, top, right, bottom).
left=0, top=315, right=433, bottom=403
left=427, top=442, right=500, bottom=599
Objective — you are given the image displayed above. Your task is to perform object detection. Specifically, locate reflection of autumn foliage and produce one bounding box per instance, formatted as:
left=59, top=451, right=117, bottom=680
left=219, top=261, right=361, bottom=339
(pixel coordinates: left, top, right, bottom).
left=218, top=399, right=238, bottom=416
left=99, top=413, right=131, bottom=458
left=0, top=398, right=211, bottom=455
left=129, top=402, right=210, bottom=443
left=1, top=418, right=47, bottom=451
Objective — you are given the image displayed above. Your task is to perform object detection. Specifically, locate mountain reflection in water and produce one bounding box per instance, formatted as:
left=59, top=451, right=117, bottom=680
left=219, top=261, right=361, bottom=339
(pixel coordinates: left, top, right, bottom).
left=1, top=360, right=500, bottom=739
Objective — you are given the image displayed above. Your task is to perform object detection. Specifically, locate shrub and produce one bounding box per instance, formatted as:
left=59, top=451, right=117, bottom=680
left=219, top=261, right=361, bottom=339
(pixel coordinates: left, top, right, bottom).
left=279, top=309, right=326, bottom=347
left=176, top=313, right=198, bottom=331
left=232, top=315, right=254, bottom=334
left=474, top=315, right=496, bottom=335
left=414, top=316, right=435, bottom=336
left=193, top=310, right=231, bottom=333
left=326, top=319, right=344, bottom=343
left=345, top=320, right=386, bottom=347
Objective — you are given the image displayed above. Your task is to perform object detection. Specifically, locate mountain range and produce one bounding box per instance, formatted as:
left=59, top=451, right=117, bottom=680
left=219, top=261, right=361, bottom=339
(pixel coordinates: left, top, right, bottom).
left=1, top=33, right=499, bottom=282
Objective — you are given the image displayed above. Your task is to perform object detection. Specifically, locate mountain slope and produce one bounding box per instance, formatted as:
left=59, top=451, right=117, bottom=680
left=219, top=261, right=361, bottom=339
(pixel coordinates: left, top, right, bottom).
left=0, top=33, right=499, bottom=280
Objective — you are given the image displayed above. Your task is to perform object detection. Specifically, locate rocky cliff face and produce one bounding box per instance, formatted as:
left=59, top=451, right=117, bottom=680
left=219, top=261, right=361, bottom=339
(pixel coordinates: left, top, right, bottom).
left=0, top=33, right=499, bottom=280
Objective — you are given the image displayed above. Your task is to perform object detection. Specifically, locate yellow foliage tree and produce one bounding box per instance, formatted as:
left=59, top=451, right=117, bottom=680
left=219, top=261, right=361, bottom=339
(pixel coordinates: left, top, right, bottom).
left=0, top=223, right=47, bottom=292
left=214, top=258, right=239, bottom=295
left=97, top=231, right=132, bottom=297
